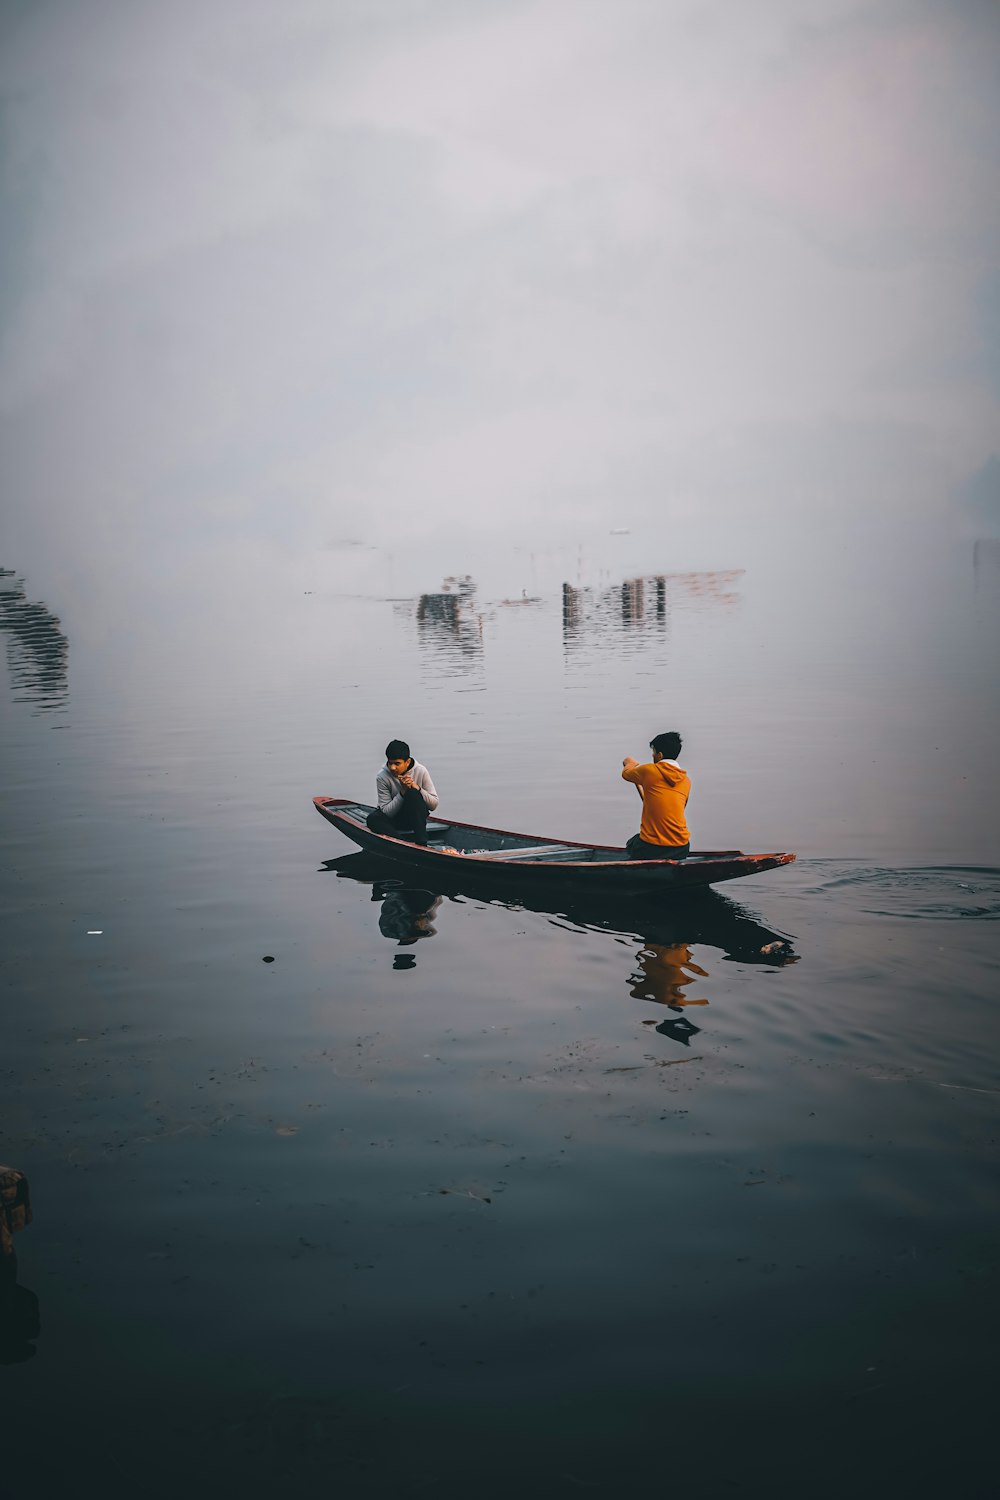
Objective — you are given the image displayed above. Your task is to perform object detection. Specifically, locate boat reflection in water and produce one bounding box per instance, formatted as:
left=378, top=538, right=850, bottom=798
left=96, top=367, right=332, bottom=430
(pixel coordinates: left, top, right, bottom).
left=324, top=852, right=797, bottom=1001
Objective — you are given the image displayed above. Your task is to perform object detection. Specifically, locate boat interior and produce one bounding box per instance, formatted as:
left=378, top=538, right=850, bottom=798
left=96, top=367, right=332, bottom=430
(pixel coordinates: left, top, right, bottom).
left=325, top=801, right=727, bottom=865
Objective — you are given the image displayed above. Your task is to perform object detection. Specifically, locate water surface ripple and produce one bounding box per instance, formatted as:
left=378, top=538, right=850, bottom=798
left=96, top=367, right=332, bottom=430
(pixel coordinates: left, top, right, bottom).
left=806, top=864, right=1000, bottom=919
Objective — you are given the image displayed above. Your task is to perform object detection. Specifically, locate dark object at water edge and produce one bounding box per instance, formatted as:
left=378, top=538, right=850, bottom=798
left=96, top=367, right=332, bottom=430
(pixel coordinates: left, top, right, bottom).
left=313, top=798, right=795, bottom=892
left=1, top=1166, right=31, bottom=1259
left=0, top=1165, right=38, bottom=1364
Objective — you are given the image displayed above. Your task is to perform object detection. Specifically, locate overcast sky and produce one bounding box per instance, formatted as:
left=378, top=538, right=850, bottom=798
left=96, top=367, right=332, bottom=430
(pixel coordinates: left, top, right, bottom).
left=2, top=0, right=999, bottom=589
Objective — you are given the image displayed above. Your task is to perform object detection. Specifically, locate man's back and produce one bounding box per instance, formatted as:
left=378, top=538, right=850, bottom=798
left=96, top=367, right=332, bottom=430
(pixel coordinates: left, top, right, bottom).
left=622, top=758, right=691, bottom=847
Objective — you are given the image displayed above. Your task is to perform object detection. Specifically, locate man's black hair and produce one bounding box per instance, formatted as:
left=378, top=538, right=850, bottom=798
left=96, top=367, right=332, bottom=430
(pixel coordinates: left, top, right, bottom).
left=650, top=731, right=682, bottom=759
left=385, top=739, right=410, bottom=761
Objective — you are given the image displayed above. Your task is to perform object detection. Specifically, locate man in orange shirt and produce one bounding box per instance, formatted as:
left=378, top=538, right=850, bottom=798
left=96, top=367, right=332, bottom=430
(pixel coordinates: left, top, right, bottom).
left=621, top=731, right=691, bottom=860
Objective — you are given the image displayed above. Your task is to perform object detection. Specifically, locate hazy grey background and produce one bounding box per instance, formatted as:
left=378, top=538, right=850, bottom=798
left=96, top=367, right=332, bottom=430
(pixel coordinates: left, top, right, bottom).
left=2, top=0, right=999, bottom=864
left=3, top=0, right=1000, bottom=590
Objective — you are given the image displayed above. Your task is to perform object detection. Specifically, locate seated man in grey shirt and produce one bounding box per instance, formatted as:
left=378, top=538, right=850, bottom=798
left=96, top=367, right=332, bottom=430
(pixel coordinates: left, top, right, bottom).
left=366, top=739, right=439, bottom=846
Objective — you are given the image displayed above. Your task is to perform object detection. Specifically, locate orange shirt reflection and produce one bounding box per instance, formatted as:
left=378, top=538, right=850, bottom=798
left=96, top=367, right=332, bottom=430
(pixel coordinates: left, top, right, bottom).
left=628, top=942, right=710, bottom=1008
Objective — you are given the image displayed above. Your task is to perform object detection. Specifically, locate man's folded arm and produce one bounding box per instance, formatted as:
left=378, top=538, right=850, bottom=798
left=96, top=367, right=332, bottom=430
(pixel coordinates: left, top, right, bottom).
left=377, top=776, right=404, bottom=816
left=418, top=771, right=439, bottom=809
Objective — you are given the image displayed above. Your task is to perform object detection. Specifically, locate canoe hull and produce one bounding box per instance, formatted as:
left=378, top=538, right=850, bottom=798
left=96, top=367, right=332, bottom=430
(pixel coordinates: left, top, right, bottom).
left=313, top=797, right=795, bottom=892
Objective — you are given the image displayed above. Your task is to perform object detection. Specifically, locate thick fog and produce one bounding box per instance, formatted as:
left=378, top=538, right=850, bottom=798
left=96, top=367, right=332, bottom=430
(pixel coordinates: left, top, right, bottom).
left=2, top=0, right=999, bottom=601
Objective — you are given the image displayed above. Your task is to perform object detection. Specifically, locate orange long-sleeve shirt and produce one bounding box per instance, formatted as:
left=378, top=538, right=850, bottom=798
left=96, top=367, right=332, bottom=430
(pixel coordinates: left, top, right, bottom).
left=622, top=759, right=691, bottom=847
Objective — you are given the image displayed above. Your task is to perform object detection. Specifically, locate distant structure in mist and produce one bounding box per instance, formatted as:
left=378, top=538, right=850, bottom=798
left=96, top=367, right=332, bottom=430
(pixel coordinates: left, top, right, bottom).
left=0, top=569, right=69, bottom=713
left=400, top=567, right=745, bottom=674
left=415, top=575, right=484, bottom=666
left=562, top=569, right=743, bottom=645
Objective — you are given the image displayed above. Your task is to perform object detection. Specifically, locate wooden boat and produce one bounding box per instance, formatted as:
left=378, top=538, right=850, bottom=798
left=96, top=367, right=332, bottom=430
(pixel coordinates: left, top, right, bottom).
left=313, top=797, right=795, bottom=893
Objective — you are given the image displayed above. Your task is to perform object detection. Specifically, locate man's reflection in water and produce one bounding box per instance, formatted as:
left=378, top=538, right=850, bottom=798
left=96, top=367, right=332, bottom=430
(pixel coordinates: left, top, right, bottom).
left=629, top=942, right=710, bottom=1009
left=372, top=879, right=443, bottom=969
left=629, top=942, right=711, bottom=1045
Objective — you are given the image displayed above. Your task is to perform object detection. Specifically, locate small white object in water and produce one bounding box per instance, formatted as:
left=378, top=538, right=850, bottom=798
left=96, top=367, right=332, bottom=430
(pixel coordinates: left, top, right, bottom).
left=610, top=527, right=630, bottom=534
left=87, top=930, right=103, bottom=935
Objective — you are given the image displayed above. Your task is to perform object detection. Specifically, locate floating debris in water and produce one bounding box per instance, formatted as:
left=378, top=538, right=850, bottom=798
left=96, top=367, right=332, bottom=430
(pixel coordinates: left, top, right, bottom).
left=262, top=955, right=275, bottom=963
left=438, top=1187, right=492, bottom=1205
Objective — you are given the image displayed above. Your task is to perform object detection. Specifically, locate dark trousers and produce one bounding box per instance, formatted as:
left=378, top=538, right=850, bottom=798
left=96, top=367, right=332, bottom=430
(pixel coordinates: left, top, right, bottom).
left=367, top=787, right=429, bottom=845
left=626, top=833, right=689, bottom=861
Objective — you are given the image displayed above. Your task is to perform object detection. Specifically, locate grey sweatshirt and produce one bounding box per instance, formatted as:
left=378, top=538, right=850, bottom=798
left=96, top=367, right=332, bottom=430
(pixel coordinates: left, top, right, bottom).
left=375, top=760, right=439, bottom=819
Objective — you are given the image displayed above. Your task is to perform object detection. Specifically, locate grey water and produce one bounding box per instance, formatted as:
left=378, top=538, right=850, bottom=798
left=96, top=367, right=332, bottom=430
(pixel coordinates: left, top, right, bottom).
left=2, top=514, right=999, bottom=1498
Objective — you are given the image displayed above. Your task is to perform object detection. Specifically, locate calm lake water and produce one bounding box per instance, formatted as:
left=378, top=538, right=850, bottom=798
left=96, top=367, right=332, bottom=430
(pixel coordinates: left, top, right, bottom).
left=2, top=514, right=999, bottom=1498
